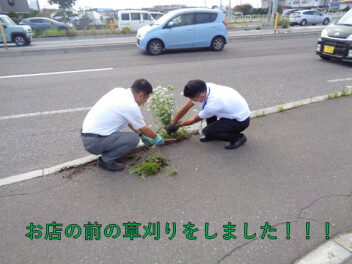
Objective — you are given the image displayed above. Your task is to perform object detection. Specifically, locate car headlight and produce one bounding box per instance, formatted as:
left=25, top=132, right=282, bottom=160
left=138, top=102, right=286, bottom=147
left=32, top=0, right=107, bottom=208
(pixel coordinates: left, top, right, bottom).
left=321, top=29, right=328, bottom=38
left=347, top=34, right=352, bottom=40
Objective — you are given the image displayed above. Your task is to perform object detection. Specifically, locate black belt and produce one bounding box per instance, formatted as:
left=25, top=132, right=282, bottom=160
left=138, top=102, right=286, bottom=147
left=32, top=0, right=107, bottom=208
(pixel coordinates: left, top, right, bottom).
left=81, top=133, right=103, bottom=137
left=81, top=129, right=104, bottom=137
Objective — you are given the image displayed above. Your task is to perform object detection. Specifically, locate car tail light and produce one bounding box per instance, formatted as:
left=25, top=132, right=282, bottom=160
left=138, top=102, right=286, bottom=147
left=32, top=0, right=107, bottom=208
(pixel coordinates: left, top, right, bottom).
left=295, top=14, right=302, bottom=17
left=223, top=21, right=228, bottom=30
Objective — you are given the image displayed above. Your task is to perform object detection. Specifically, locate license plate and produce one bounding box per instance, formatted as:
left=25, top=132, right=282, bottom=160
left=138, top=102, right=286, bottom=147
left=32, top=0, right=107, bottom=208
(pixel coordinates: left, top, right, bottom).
left=323, top=45, right=334, bottom=54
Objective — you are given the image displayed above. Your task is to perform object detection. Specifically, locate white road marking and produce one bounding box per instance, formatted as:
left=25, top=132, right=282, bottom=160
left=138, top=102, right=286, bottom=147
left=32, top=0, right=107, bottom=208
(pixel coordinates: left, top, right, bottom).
left=327, top=78, right=352, bottom=83
left=0, top=67, right=113, bottom=79
left=0, top=107, right=91, bottom=120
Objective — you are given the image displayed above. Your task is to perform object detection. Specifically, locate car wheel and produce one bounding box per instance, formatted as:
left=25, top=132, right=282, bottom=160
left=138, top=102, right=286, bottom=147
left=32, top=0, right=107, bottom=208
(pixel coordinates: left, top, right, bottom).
left=290, top=23, right=295, bottom=26
left=323, top=18, right=330, bottom=25
left=13, top=35, right=26, bottom=47
left=320, top=54, right=330, bottom=60
left=300, top=19, right=307, bottom=26
left=211, top=36, right=225, bottom=51
left=147, top=39, right=163, bottom=55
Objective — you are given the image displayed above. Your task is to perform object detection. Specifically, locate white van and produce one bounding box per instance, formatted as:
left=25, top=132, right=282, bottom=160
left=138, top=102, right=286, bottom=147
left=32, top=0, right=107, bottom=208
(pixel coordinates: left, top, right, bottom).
left=118, top=10, right=155, bottom=32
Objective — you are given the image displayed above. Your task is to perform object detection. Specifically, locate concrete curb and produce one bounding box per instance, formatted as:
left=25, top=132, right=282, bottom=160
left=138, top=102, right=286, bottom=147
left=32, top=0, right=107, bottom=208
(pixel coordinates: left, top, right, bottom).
left=0, top=155, right=98, bottom=187
left=294, top=232, right=352, bottom=264
left=1, top=87, right=351, bottom=188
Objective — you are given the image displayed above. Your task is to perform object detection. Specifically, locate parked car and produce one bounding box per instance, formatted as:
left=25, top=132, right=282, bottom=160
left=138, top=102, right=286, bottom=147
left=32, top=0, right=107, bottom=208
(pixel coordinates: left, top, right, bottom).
left=136, top=8, right=228, bottom=55
left=316, top=9, right=352, bottom=62
left=19, top=17, right=72, bottom=32
left=150, top=12, right=164, bottom=20
left=289, top=10, right=331, bottom=26
left=70, top=11, right=105, bottom=30
left=0, top=14, right=33, bottom=46
left=281, top=9, right=303, bottom=19
left=118, top=10, right=155, bottom=32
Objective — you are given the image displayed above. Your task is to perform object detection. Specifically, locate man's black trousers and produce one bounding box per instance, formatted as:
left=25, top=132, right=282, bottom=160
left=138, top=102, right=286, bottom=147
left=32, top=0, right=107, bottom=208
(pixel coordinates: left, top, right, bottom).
left=202, top=116, right=250, bottom=142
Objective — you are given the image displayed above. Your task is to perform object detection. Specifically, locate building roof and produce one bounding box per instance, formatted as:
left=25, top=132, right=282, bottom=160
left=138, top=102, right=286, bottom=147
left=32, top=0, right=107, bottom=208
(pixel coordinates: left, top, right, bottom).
left=0, top=0, right=30, bottom=13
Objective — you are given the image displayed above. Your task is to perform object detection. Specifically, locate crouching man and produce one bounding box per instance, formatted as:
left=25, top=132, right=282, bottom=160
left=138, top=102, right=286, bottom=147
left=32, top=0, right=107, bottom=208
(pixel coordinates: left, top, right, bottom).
left=81, top=79, right=164, bottom=172
left=165, top=79, right=250, bottom=149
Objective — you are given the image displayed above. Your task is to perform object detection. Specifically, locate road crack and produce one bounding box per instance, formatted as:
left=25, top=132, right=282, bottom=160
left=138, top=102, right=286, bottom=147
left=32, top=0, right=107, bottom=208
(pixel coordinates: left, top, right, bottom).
left=217, top=192, right=352, bottom=263
left=0, top=182, right=69, bottom=198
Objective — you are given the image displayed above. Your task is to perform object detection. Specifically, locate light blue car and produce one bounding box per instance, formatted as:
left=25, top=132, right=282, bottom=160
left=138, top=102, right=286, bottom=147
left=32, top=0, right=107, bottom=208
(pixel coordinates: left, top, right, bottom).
left=136, top=8, right=228, bottom=55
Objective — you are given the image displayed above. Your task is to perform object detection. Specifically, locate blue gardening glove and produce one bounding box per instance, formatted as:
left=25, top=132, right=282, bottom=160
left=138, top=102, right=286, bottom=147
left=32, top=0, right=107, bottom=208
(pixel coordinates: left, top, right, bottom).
left=141, top=135, right=153, bottom=146
left=153, top=135, right=164, bottom=146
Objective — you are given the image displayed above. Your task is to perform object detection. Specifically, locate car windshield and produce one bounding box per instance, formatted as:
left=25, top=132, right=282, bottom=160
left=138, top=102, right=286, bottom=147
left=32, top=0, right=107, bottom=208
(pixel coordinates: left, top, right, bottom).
left=336, top=9, right=352, bottom=25
left=153, top=11, right=180, bottom=26
left=1, top=16, right=16, bottom=26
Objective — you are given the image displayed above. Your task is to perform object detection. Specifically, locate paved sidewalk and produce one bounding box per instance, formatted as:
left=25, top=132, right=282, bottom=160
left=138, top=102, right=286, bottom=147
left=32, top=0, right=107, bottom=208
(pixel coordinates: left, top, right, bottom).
left=0, top=95, right=351, bottom=264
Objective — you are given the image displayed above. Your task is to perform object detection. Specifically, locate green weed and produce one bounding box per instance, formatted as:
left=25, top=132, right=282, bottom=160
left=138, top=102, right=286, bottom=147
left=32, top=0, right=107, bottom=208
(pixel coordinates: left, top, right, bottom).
left=129, top=153, right=169, bottom=180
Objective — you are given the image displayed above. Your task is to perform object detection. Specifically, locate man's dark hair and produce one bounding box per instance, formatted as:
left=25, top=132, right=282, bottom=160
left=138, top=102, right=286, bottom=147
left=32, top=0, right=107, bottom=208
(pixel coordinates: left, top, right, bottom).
left=183, top=79, right=207, bottom=98
left=131, top=79, right=153, bottom=95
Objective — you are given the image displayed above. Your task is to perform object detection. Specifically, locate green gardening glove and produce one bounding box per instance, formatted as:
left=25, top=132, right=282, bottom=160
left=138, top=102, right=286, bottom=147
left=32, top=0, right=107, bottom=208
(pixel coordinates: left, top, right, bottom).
left=140, top=135, right=153, bottom=146
left=153, top=135, right=164, bottom=146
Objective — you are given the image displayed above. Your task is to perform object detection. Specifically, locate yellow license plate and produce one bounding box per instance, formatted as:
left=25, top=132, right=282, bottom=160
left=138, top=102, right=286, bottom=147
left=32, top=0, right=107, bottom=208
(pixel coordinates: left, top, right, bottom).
left=323, top=45, right=334, bottom=54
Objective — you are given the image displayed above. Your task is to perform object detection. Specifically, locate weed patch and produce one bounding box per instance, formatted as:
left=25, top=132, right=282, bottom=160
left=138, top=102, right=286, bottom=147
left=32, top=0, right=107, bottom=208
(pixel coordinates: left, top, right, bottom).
left=129, top=153, right=170, bottom=180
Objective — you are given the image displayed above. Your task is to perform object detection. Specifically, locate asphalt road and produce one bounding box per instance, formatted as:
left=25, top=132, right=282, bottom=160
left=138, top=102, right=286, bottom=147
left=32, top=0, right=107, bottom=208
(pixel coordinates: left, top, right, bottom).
left=1, top=94, right=351, bottom=264
left=0, top=35, right=351, bottom=177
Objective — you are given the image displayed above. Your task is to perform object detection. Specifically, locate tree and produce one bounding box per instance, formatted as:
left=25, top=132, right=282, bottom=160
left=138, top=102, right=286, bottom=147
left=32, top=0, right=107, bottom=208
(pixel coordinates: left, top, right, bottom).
left=342, top=6, right=350, bottom=12
left=234, top=4, right=253, bottom=15
left=48, top=0, right=77, bottom=22
left=23, top=9, right=40, bottom=18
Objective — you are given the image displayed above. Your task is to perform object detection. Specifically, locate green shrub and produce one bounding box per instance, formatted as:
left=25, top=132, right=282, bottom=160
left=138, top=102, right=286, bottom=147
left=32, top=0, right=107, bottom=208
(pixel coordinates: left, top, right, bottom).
left=67, top=28, right=77, bottom=36
left=129, top=153, right=169, bottom=180
left=41, top=28, right=68, bottom=37
left=280, top=18, right=290, bottom=28
left=121, top=27, right=131, bottom=34
left=89, top=26, right=96, bottom=35
left=7, top=11, right=19, bottom=24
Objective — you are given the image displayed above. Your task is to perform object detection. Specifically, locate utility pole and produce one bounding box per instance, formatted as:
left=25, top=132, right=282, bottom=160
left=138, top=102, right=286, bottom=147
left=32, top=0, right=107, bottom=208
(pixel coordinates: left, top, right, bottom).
left=227, top=0, right=231, bottom=22
left=272, top=0, right=278, bottom=23
left=267, top=0, right=278, bottom=25
left=36, top=0, right=40, bottom=11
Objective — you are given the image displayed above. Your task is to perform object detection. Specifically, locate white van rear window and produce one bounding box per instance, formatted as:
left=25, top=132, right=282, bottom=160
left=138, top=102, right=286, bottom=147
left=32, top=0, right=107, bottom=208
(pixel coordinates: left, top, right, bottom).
left=142, top=13, right=152, bottom=20
left=121, top=14, right=129, bottom=20
left=131, top=13, right=141, bottom=20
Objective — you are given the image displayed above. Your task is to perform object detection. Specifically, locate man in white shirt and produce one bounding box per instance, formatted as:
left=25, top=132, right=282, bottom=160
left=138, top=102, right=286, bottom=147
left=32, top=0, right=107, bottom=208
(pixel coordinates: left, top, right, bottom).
left=81, top=79, right=164, bottom=172
left=165, top=79, right=250, bottom=149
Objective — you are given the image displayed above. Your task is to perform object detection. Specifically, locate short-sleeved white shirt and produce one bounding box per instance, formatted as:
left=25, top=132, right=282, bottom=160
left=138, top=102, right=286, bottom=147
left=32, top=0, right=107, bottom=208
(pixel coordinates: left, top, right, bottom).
left=198, top=83, right=250, bottom=122
left=82, top=88, right=146, bottom=136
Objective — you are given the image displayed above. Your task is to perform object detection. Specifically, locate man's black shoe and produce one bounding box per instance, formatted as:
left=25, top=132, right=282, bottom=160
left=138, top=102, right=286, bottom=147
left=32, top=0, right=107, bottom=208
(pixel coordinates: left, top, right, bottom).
left=98, top=157, right=124, bottom=172
left=225, top=134, right=247, bottom=150
left=199, top=135, right=213, bottom=142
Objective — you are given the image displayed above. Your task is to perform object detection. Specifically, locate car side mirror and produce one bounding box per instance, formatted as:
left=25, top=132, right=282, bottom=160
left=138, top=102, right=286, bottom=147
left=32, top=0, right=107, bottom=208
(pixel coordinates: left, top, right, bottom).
left=168, top=21, right=175, bottom=28
left=1, top=24, right=7, bottom=29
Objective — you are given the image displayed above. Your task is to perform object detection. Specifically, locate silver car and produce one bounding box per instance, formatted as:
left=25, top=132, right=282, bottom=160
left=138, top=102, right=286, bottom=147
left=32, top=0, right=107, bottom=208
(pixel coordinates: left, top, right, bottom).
left=289, top=10, right=331, bottom=26
left=19, top=17, right=73, bottom=32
